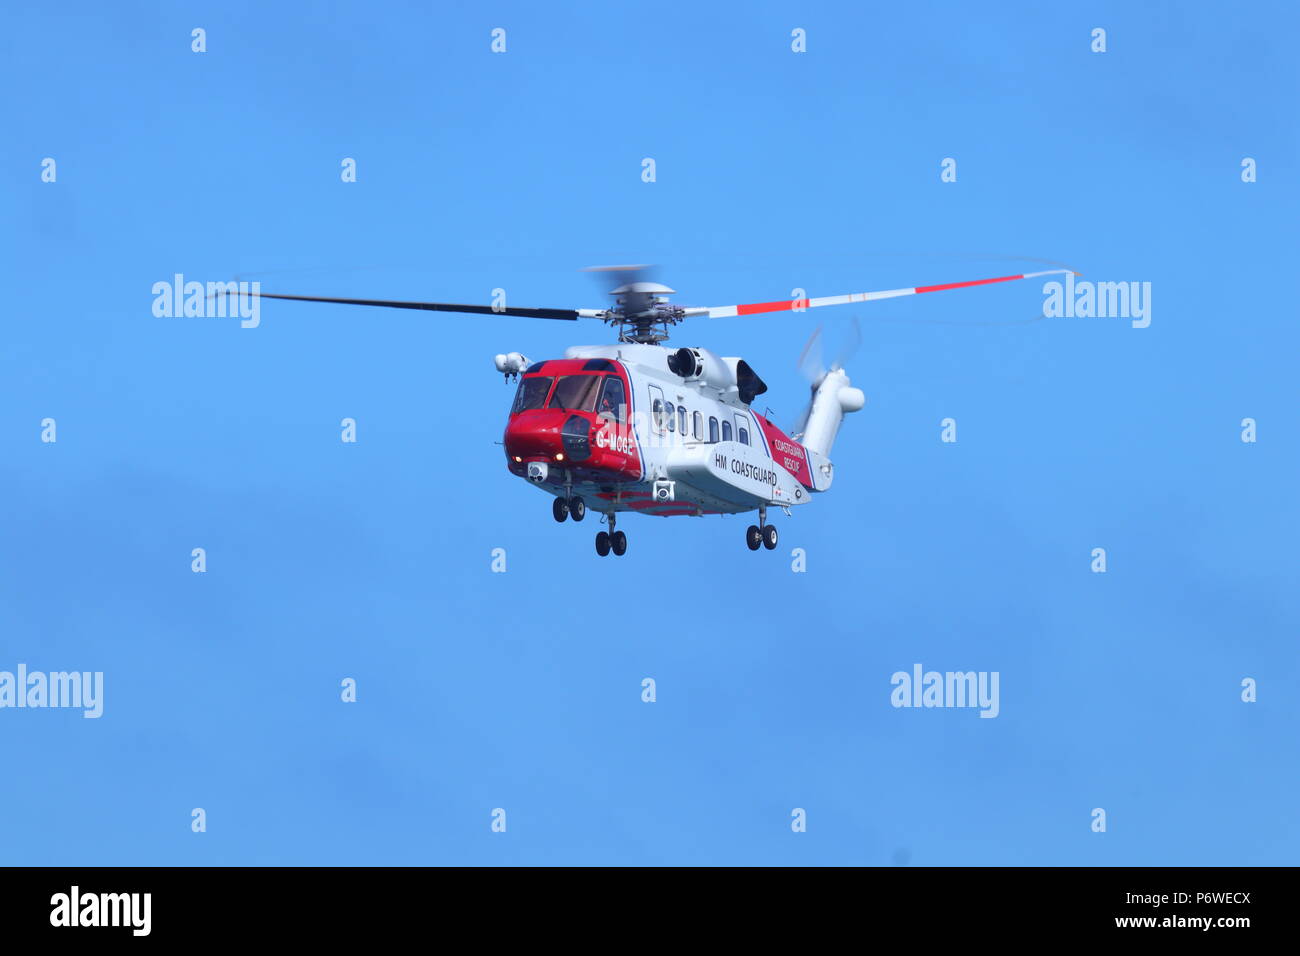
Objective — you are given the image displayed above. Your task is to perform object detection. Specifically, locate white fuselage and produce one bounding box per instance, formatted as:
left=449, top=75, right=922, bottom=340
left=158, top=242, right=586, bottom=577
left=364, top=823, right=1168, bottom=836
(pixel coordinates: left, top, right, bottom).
left=558, top=344, right=817, bottom=517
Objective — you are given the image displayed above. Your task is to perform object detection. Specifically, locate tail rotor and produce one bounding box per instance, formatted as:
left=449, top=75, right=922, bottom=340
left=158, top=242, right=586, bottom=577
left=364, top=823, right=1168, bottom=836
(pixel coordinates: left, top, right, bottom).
left=796, top=317, right=861, bottom=386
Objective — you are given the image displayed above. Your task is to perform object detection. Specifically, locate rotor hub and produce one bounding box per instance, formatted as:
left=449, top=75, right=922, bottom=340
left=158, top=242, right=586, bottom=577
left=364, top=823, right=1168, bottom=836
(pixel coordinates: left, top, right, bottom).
left=603, top=283, right=684, bottom=344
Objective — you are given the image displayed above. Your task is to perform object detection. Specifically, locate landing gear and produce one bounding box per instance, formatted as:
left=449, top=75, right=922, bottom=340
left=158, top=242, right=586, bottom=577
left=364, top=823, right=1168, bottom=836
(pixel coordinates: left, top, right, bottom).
left=553, top=494, right=585, bottom=522
left=746, top=504, right=778, bottom=551
left=595, top=514, right=627, bottom=557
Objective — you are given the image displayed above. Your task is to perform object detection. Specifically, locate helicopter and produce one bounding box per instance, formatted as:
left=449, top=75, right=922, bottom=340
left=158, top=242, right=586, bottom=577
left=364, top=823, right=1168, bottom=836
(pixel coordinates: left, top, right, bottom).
left=230, top=264, right=1072, bottom=556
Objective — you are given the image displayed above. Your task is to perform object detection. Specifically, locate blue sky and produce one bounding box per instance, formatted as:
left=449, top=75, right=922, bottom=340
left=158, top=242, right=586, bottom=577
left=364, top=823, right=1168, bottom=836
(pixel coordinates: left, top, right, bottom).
left=2, top=1, right=1296, bottom=865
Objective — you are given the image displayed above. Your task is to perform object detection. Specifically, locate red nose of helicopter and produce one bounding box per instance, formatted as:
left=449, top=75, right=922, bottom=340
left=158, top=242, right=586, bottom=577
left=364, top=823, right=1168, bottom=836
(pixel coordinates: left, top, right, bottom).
left=504, top=409, right=584, bottom=465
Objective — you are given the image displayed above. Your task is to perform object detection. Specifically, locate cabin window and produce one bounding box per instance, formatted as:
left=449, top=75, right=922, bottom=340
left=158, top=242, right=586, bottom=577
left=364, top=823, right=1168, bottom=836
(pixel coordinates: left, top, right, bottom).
left=677, top=406, right=687, bottom=434
left=721, top=420, right=732, bottom=442
left=597, top=376, right=626, bottom=422
left=512, top=376, right=553, bottom=414
left=693, top=411, right=704, bottom=441
left=735, top=414, right=751, bottom=446
left=708, top=416, right=719, bottom=443
left=652, top=398, right=668, bottom=431
left=665, top=402, right=676, bottom=432
left=548, top=375, right=601, bottom=412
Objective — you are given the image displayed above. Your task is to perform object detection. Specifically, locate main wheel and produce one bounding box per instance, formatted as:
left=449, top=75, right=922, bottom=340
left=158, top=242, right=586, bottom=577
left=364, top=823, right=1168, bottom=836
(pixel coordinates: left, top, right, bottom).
left=611, top=530, right=628, bottom=556
left=745, top=525, right=762, bottom=551
left=762, top=524, right=778, bottom=550
left=595, top=531, right=611, bottom=556
left=569, top=496, right=586, bottom=522
left=552, top=497, right=569, bottom=522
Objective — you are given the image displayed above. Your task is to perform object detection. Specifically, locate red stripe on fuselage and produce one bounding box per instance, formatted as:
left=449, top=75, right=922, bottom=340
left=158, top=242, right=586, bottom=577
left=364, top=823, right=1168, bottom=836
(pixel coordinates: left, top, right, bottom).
left=752, top=413, right=815, bottom=489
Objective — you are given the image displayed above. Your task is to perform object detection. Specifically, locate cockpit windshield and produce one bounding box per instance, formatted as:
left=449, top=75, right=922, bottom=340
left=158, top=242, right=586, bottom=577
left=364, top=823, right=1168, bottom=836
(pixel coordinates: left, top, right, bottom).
left=548, top=375, right=602, bottom=412
left=511, top=376, right=553, bottom=414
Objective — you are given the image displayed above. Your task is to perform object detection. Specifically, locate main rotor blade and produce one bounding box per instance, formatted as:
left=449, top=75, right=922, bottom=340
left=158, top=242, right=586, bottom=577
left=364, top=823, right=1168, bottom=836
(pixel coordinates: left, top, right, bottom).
left=215, top=290, right=592, bottom=321
left=688, top=269, right=1077, bottom=319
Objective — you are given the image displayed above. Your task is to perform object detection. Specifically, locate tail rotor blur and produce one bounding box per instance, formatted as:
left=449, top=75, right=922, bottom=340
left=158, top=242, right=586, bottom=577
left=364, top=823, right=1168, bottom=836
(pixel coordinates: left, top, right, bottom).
left=796, top=317, right=861, bottom=386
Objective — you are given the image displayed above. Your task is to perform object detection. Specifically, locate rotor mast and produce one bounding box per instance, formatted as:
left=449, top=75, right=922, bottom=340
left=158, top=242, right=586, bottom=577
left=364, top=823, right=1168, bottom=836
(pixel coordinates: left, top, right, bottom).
left=603, top=281, right=684, bottom=344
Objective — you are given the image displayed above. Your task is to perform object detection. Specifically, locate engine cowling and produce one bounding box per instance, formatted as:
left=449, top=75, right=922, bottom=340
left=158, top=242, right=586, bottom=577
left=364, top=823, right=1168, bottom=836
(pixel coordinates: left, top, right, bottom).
left=666, top=347, right=704, bottom=379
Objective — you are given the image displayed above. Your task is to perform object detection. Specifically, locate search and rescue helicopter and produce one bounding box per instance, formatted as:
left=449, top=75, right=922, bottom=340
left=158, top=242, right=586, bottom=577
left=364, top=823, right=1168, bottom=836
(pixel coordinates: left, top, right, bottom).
left=234, top=264, right=1071, bottom=556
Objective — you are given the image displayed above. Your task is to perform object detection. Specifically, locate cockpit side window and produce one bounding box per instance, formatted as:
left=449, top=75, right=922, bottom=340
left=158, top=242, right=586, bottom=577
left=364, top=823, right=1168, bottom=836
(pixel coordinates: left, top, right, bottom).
left=548, top=375, right=601, bottom=412
left=512, top=376, right=553, bottom=414
left=598, top=376, right=627, bottom=422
